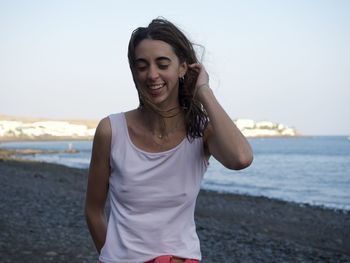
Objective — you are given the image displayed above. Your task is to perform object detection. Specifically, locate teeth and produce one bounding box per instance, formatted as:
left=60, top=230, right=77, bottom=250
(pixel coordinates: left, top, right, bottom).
left=149, top=84, right=164, bottom=90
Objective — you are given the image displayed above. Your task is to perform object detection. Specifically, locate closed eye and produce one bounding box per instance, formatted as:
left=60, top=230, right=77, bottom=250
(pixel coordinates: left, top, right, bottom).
left=135, top=63, right=148, bottom=72
left=158, top=64, right=169, bottom=70
left=136, top=66, right=147, bottom=71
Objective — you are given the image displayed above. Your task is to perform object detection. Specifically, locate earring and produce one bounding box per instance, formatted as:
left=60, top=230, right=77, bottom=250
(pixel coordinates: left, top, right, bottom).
left=179, top=76, right=185, bottom=86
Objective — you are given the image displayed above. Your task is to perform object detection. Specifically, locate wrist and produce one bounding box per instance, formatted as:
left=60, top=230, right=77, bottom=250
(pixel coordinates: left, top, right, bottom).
left=196, top=84, right=214, bottom=103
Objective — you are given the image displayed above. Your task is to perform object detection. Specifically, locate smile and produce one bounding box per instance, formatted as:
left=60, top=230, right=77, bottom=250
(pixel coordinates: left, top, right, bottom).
left=148, top=83, right=165, bottom=90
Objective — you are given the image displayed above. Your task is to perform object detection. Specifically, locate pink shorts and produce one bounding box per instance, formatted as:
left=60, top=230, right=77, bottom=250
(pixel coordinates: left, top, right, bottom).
left=99, top=255, right=199, bottom=263
left=145, top=255, right=199, bottom=263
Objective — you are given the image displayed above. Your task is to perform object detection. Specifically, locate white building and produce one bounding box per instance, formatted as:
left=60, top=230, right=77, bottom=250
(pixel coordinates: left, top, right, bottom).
left=0, top=120, right=96, bottom=139
left=0, top=117, right=296, bottom=139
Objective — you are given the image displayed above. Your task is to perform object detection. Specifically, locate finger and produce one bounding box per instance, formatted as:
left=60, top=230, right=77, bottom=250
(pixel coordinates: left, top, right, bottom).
left=189, top=67, right=200, bottom=73
left=188, top=64, right=203, bottom=74
left=188, top=63, right=202, bottom=69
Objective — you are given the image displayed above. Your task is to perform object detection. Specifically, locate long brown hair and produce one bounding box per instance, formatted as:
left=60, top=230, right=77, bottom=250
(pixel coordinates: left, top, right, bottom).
left=128, top=18, right=208, bottom=140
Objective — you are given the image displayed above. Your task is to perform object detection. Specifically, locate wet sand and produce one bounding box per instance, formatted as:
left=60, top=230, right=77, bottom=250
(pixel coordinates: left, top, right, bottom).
left=0, top=158, right=349, bottom=263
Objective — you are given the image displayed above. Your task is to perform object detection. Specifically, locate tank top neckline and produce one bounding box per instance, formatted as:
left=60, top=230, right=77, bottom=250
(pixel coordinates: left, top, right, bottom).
left=121, top=112, right=188, bottom=155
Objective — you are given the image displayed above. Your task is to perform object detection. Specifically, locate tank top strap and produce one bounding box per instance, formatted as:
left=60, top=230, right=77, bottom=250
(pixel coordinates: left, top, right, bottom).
left=108, top=112, right=125, bottom=152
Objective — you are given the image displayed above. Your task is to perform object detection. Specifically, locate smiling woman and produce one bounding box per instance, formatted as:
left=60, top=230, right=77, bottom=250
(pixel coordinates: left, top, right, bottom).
left=84, top=18, right=253, bottom=263
left=127, top=19, right=208, bottom=141
left=133, top=39, right=187, bottom=109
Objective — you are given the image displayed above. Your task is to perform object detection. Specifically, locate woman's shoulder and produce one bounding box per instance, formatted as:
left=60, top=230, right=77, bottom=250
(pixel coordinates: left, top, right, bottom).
left=95, top=109, right=138, bottom=139
left=94, top=117, right=112, bottom=140
left=124, top=109, right=144, bottom=128
left=124, top=109, right=138, bottom=120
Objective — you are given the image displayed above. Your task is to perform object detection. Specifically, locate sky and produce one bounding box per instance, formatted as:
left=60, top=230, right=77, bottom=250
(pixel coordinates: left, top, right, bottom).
left=1, top=0, right=349, bottom=135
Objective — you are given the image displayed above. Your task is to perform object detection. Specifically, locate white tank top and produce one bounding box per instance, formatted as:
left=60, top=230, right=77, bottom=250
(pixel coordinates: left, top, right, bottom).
left=99, top=113, right=208, bottom=263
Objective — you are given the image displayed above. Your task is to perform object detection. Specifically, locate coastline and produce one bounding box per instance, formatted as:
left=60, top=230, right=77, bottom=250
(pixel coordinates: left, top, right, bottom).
left=0, top=140, right=350, bottom=213
left=0, top=136, right=93, bottom=142
left=0, top=157, right=349, bottom=262
left=0, top=134, right=301, bottom=142
left=1, top=113, right=299, bottom=140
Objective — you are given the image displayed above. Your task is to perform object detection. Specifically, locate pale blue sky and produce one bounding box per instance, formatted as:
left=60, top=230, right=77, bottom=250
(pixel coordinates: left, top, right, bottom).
left=1, top=0, right=349, bottom=135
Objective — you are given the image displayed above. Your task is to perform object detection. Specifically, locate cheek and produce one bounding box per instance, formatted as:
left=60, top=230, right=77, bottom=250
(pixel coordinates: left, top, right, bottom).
left=135, top=70, right=144, bottom=78
left=165, top=69, right=180, bottom=80
left=134, top=71, right=146, bottom=83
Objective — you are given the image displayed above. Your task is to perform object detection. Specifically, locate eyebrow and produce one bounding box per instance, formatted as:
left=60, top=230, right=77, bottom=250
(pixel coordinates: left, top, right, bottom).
left=135, top=56, right=172, bottom=64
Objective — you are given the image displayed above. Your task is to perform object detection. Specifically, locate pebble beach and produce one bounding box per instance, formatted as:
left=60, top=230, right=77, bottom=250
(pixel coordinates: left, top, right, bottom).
left=0, top=156, right=349, bottom=263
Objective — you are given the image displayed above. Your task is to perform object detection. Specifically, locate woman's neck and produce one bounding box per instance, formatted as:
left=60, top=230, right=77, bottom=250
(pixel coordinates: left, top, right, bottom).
left=138, top=105, right=185, bottom=139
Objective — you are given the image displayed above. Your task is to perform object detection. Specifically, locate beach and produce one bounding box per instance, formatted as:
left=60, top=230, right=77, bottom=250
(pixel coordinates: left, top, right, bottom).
left=0, top=157, right=349, bottom=263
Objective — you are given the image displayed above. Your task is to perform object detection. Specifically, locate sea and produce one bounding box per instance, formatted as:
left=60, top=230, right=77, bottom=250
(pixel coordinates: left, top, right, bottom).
left=1, top=136, right=349, bottom=211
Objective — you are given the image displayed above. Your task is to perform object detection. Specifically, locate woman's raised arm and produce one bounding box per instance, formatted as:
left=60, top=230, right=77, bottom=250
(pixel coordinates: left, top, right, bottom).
left=189, top=63, right=253, bottom=170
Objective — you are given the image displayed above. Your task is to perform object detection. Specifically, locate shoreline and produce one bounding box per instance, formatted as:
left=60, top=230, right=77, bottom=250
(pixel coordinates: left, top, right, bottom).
left=0, top=136, right=93, bottom=142
left=0, top=147, right=349, bottom=213
left=0, top=135, right=298, bottom=142
left=1, top=157, right=349, bottom=262
left=202, top=188, right=350, bottom=214
left=0, top=134, right=346, bottom=144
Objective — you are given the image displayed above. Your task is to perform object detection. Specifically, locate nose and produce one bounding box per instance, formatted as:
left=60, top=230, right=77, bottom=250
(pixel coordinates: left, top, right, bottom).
left=147, top=65, right=159, bottom=80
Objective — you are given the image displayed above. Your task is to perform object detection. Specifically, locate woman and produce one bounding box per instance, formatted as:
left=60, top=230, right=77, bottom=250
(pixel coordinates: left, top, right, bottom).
left=85, top=18, right=253, bottom=263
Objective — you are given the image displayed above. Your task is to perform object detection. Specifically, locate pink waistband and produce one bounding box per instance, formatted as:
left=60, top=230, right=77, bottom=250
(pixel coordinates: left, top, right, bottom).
left=145, top=255, right=199, bottom=263
left=99, top=255, right=199, bottom=263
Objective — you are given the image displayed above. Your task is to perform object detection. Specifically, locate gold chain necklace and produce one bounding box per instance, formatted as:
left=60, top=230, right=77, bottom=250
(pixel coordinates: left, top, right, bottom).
left=138, top=107, right=184, bottom=140
left=152, top=119, right=184, bottom=140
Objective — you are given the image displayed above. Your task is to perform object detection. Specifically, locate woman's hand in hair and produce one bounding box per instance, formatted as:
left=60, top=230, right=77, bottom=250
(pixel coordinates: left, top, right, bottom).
left=189, top=63, right=253, bottom=170
left=188, top=63, right=210, bottom=101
